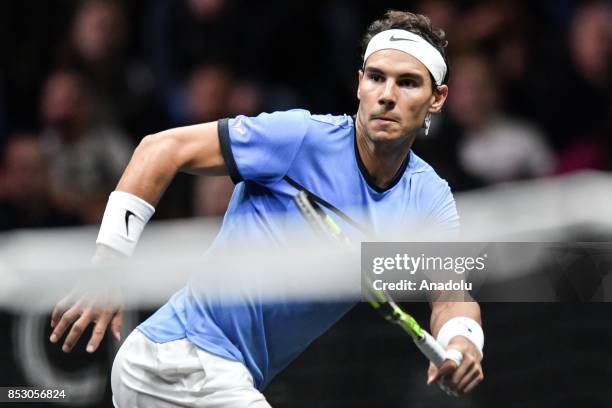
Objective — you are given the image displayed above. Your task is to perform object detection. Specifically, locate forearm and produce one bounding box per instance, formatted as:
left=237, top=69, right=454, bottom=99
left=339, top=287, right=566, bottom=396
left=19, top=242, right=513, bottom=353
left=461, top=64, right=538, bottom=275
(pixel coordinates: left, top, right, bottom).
left=97, top=122, right=225, bottom=256
left=430, top=301, right=481, bottom=337
left=94, top=135, right=180, bottom=256
left=115, top=134, right=182, bottom=206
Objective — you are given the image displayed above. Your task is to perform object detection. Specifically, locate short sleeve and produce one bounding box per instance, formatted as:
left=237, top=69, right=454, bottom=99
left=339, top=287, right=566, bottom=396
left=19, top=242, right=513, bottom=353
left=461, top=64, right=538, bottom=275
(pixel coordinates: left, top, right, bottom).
left=217, top=110, right=309, bottom=185
left=428, top=181, right=460, bottom=236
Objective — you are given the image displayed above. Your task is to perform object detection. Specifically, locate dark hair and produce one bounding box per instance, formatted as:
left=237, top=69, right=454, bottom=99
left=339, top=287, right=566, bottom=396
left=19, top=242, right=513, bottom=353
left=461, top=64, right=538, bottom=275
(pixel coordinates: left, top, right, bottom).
left=361, top=10, right=449, bottom=89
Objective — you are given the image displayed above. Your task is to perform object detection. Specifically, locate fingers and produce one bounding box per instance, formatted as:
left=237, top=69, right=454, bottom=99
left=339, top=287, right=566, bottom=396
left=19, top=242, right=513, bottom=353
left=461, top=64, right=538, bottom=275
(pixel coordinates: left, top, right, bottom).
left=434, top=360, right=461, bottom=397
left=456, top=368, right=479, bottom=393
left=426, top=353, right=483, bottom=396
left=50, top=296, right=73, bottom=328
left=426, top=362, right=437, bottom=385
left=50, top=306, right=121, bottom=353
left=449, top=354, right=474, bottom=387
left=110, top=309, right=123, bottom=342
left=463, top=370, right=484, bottom=394
left=445, top=353, right=484, bottom=395
left=62, top=312, right=95, bottom=353
left=86, top=313, right=113, bottom=353
left=436, top=336, right=484, bottom=395
left=427, top=359, right=457, bottom=385
left=456, top=362, right=484, bottom=394
left=49, top=304, right=82, bottom=346
left=49, top=285, right=123, bottom=353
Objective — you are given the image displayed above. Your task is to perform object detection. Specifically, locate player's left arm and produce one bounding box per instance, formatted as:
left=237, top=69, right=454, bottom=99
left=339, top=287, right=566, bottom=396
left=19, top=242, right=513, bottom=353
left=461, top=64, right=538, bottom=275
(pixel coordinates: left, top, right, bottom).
left=427, top=301, right=484, bottom=395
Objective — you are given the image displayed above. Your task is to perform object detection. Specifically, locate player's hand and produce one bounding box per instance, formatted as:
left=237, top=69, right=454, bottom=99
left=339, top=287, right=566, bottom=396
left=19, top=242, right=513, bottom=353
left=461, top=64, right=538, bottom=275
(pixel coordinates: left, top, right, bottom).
left=49, top=284, right=123, bottom=353
left=49, top=245, right=124, bottom=353
left=426, top=336, right=484, bottom=395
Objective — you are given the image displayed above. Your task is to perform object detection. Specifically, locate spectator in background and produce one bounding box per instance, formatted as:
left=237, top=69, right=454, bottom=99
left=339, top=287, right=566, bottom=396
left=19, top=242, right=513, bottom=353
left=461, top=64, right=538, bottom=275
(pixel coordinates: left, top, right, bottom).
left=144, top=0, right=239, bottom=124
left=188, top=63, right=263, bottom=119
left=417, top=0, right=520, bottom=54
left=417, top=0, right=535, bottom=119
left=187, top=64, right=232, bottom=122
left=0, top=134, right=81, bottom=230
left=60, top=0, right=164, bottom=138
left=39, top=69, right=132, bottom=224
left=416, top=0, right=457, bottom=39
left=553, top=1, right=611, bottom=173
left=145, top=0, right=312, bottom=119
left=568, top=2, right=610, bottom=88
left=227, top=79, right=263, bottom=118
left=448, top=54, right=555, bottom=184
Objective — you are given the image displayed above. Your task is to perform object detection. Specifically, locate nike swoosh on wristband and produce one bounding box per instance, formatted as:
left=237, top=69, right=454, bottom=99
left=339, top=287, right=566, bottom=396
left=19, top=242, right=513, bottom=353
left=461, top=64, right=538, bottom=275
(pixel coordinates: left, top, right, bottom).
left=389, top=35, right=416, bottom=42
left=125, top=210, right=135, bottom=236
left=459, top=322, right=474, bottom=333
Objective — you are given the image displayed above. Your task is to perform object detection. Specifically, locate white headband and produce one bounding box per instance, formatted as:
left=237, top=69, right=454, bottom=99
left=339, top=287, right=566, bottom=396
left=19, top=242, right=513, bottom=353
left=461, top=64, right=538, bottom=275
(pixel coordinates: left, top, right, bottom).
left=363, top=29, right=447, bottom=86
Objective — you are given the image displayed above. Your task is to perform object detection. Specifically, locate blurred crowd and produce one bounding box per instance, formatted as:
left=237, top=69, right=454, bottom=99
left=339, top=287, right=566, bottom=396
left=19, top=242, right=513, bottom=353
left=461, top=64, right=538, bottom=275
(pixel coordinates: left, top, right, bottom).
left=0, top=0, right=610, bottom=230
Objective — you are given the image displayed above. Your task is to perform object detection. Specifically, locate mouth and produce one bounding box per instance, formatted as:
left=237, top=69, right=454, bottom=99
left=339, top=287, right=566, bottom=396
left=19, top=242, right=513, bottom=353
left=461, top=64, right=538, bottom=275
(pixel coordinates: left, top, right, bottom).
left=371, top=115, right=398, bottom=124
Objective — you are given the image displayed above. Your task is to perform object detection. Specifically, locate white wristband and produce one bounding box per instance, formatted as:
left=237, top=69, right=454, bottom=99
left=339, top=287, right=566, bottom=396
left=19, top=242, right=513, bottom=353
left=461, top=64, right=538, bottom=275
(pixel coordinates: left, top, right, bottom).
left=96, top=191, right=155, bottom=256
left=436, top=317, right=484, bottom=358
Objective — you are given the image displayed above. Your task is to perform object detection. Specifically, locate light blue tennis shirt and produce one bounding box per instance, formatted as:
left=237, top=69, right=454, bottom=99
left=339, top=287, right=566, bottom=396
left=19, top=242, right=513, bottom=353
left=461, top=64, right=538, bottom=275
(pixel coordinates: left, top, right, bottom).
left=138, top=109, right=459, bottom=389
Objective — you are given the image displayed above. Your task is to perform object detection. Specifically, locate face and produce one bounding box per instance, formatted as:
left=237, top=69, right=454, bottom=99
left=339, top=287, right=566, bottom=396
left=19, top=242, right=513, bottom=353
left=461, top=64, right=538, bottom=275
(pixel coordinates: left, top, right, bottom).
left=41, top=72, right=88, bottom=128
left=357, top=49, right=447, bottom=144
left=73, top=1, right=126, bottom=63
left=2, top=137, right=49, bottom=201
left=448, top=55, right=496, bottom=129
left=187, top=65, right=231, bottom=122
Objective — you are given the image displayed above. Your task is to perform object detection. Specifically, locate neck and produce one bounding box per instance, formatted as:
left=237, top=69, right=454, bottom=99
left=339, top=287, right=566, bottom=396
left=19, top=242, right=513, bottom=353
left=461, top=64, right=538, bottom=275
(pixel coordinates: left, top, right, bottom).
left=355, top=116, right=414, bottom=189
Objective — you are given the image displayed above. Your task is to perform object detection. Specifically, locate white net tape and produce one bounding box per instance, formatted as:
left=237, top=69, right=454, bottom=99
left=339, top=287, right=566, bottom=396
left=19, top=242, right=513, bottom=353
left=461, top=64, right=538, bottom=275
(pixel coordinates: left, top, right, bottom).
left=1, top=171, right=610, bottom=311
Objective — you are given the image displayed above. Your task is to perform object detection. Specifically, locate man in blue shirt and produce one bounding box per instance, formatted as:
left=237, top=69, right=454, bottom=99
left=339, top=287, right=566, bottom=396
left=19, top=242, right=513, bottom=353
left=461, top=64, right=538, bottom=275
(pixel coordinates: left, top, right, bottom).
left=50, top=10, right=484, bottom=407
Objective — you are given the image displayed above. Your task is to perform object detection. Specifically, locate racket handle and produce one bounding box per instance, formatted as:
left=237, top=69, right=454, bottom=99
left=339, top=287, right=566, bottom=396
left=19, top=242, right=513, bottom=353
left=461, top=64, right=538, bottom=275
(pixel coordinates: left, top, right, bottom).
left=414, top=331, right=448, bottom=367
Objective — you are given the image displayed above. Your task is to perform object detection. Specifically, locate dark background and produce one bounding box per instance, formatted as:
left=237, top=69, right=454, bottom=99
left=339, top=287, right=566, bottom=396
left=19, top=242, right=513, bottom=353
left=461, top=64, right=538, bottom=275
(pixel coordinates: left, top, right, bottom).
left=3, top=301, right=612, bottom=407
left=1, top=0, right=611, bottom=406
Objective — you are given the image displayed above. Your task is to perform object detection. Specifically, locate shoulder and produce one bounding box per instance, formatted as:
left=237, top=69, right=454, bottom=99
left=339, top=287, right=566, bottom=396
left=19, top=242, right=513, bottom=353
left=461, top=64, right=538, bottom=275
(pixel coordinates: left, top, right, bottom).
left=302, top=113, right=354, bottom=145
left=220, top=109, right=313, bottom=147
left=408, top=152, right=454, bottom=204
left=231, top=109, right=310, bottom=130
left=409, top=152, right=447, bottom=184
left=308, top=113, right=354, bottom=129
left=228, top=110, right=352, bottom=131
left=407, top=152, right=459, bottom=233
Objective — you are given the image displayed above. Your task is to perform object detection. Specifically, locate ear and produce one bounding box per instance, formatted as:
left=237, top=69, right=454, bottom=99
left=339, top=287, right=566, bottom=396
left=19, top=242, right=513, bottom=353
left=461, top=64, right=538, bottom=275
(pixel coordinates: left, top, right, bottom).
left=428, top=84, right=448, bottom=113
left=357, top=70, right=364, bottom=100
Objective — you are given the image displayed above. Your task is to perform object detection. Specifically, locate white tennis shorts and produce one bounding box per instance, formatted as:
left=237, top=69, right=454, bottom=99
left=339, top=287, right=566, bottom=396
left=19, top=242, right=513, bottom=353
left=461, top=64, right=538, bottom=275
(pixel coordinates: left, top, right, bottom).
left=111, top=330, right=272, bottom=407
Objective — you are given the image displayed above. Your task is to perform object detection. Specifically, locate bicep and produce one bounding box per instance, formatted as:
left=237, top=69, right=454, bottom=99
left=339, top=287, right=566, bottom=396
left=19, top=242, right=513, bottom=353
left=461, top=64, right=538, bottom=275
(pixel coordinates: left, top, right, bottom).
left=161, top=121, right=228, bottom=176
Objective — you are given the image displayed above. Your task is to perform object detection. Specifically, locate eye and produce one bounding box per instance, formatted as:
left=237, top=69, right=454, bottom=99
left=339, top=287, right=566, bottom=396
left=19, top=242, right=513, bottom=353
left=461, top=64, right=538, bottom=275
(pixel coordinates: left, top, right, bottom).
left=368, top=72, right=384, bottom=82
left=398, top=79, right=417, bottom=88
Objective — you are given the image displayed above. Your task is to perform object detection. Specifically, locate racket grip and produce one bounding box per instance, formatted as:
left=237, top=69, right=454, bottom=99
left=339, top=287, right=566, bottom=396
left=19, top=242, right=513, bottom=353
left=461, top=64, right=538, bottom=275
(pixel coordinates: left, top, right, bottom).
left=415, top=331, right=447, bottom=367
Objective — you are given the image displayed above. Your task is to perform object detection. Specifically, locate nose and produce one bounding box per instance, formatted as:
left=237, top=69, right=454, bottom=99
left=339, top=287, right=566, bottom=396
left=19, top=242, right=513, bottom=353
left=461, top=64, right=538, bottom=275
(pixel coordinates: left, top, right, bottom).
left=378, top=79, right=397, bottom=109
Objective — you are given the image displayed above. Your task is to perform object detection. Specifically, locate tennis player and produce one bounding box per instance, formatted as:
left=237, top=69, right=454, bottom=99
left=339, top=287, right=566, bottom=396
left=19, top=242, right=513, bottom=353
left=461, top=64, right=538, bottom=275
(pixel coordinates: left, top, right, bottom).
left=49, top=10, right=484, bottom=406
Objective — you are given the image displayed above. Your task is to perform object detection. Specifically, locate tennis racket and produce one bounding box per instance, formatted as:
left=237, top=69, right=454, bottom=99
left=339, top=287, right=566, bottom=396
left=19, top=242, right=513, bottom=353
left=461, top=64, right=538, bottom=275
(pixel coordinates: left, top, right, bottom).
left=293, top=191, right=461, bottom=376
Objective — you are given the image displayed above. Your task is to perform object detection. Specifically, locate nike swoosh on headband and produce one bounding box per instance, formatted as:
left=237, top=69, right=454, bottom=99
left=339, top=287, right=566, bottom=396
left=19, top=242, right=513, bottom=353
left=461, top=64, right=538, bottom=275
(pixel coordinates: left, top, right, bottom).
left=364, top=29, right=447, bottom=85
left=389, top=35, right=416, bottom=42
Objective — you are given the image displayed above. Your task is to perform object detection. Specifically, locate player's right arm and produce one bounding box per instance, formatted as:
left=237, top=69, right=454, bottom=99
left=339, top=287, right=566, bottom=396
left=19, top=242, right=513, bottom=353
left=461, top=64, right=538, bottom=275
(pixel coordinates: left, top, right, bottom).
left=50, top=110, right=310, bottom=353
left=50, top=121, right=226, bottom=353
